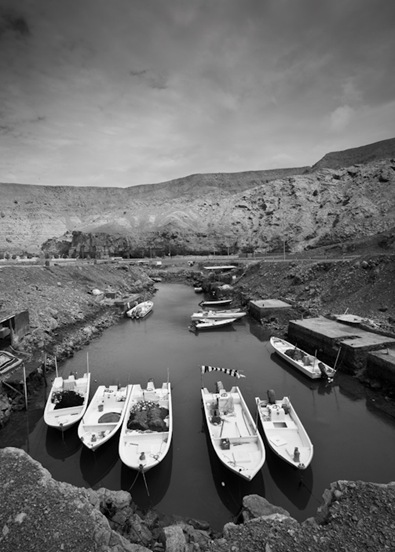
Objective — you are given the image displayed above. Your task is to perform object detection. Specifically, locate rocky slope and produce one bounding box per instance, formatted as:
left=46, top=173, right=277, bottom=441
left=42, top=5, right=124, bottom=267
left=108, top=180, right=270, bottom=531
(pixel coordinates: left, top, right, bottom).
left=1, top=138, right=394, bottom=257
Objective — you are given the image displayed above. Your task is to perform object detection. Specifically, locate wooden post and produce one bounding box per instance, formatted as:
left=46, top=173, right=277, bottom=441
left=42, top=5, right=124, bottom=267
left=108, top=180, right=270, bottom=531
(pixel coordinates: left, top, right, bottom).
left=23, top=363, right=28, bottom=410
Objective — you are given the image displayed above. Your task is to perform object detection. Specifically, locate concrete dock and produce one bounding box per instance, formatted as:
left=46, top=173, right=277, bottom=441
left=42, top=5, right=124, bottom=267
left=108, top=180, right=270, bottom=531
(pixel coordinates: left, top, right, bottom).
left=288, top=316, right=395, bottom=378
left=249, top=299, right=295, bottom=323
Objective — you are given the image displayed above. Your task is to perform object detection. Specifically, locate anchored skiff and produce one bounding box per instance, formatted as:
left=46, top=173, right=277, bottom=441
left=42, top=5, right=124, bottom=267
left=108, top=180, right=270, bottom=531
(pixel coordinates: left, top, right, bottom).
left=126, top=301, right=154, bottom=319
left=44, top=372, right=91, bottom=432
left=201, top=380, right=265, bottom=481
left=78, top=384, right=132, bottom=451
left=191, top=309, right=246, bottom=321
left=255, top=390, right=313, bottom=469
left=119, top=380, right=172, bottom=473
left=270, top=336, right=336, bottom=380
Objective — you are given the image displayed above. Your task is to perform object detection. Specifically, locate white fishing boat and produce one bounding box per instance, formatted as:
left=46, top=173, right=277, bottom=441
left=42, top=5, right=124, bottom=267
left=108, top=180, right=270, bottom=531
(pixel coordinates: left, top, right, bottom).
left=191, top=309, right=246, bottom=321
left=199, top=299, right=233, bottom=307
left=126, top=300, right=154, bottom=319
left=192, top=318, right=237, bottom=330
left=201, top=366, right=265, bottom=481
left=78, top=384, right=132, bottom=451
left=44, top=370, right=91, bottom=432
left=255, top=390, right=313, bottom=470
left=270, top=336, right=336, bottom=380
left=119, top=379, right=172, bottom=473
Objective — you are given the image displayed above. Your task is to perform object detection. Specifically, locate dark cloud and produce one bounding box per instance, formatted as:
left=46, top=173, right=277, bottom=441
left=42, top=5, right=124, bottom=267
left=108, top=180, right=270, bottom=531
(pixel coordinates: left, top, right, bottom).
left=0, top=9, right=30, bottom=38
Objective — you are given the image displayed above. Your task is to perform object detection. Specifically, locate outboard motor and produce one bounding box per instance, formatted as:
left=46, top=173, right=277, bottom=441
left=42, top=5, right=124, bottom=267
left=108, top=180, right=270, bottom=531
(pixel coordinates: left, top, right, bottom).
left=267, top=389, right=276, bottom=405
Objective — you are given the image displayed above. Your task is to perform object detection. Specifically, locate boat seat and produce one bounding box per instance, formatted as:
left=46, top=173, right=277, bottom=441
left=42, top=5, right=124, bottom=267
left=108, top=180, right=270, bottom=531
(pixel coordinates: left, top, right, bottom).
left=63, top=380, right=76, bottom=391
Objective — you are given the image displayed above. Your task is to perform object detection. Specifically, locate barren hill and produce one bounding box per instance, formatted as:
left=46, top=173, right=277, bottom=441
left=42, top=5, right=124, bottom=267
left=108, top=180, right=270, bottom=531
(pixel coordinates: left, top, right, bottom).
left=1, top=139, right=394, bottom=256
left=311, top=137, right=395, bottom=171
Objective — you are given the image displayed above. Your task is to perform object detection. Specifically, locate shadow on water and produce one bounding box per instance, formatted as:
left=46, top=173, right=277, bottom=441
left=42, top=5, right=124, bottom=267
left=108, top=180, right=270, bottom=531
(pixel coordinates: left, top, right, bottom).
left=120, top=442, right=173, bottom=510
left=45, top=426, right=82, bottom=460
left=80, top=437, right=120, bottom=487
left=201, top=409, right=265, bottom=520
left=246, top=319, right=273, bottom=343
left=264, top=446, right=314, bottom=511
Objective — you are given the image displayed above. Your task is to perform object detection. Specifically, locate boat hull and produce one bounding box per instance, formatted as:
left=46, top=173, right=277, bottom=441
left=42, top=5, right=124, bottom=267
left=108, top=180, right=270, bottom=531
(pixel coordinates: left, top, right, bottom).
left=78, top=384, right=131, bottom=451
left=201, top=384, right=265, bottom=481
left=119, top=381, right=172, bottom=473
left=270, top=336, right=336, bottom=380
left=193, top=318, right=237, bottom=330
left=255, top=395, right=313, bottom=469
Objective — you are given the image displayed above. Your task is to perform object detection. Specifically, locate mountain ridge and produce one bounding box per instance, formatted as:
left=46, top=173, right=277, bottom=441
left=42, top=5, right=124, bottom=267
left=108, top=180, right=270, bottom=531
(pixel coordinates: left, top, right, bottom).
left=1, top=137, right=394, bottom=256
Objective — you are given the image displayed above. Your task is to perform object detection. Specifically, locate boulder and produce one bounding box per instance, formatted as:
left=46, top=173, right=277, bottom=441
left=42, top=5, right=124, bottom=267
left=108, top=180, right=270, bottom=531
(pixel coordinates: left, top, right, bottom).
left=241, top=494, right=291, bottom=522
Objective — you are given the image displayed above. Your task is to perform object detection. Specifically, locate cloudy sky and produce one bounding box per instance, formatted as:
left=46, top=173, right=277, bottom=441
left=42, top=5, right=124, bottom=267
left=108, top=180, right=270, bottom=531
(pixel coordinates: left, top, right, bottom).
left=1, top=0, right=394, bottom=187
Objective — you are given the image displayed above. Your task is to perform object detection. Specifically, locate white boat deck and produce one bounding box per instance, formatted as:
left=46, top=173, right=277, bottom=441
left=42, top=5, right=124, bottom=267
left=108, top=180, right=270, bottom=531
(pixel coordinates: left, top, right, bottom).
left=121, top=431, right=171, bottom=470
left=78, top=385, right=129, bottom=450
left=202, top=388, right=265, bottom=480
left=256, top=398, right=313, bottom=468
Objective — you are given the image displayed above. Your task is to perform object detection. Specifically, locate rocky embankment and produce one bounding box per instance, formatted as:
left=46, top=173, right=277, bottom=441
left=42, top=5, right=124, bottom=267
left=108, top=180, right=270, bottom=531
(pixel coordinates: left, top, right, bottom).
left=1, top=447, right=394, bottom=552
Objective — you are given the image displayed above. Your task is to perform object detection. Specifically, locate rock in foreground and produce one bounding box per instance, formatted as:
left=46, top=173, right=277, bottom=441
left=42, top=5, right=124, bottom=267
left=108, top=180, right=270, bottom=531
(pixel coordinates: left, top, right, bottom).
left=1, top=448, right=395, bottom=552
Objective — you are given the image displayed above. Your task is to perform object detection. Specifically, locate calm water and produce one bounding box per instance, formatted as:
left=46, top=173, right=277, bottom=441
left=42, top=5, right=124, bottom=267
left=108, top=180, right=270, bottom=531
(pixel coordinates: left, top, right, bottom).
left=1, top=283, right=395, bottom=530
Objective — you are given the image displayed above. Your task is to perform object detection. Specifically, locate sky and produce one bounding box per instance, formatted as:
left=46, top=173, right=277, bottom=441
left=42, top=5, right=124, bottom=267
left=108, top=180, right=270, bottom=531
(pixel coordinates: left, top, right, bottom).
left=0, top=0, right=394, bottom=188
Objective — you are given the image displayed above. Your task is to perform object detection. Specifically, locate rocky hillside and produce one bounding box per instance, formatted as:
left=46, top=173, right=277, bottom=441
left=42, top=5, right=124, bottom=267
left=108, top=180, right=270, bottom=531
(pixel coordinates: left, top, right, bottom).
left=0, top=138, right=394, bottom=257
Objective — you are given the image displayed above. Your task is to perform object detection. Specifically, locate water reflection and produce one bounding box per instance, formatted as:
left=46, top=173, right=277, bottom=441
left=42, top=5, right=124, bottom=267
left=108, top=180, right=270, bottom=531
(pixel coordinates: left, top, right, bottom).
left=264, top=448, right=313, bottom=511
left=246, top=319, right=272, bottom=343
left=80, top=437, right=120, bottom=487
left=120, top=443, right=173, bottom=510
left=45, top=426, right=82, bottom=460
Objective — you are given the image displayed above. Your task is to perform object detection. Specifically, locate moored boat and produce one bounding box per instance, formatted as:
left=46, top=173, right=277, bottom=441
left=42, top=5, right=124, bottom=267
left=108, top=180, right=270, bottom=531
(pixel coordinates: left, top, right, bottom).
left=191, top=309, right=246, bottom=321
left=270, top=336, right=336, bottom=380
left=44, top=371, right=91, bottom=432
left=119, top=379, right=172, bottom=473
left=201, top=366, right=265, bottom=481
left=192, top=318, right=237, bottom=330
left=78, top=384, right=132, bottom=451
left=126, top=300, right=154, bottom=319
left=255, top=389, right=313, bottom=469
left=199, top=299, right=233, bottom=307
